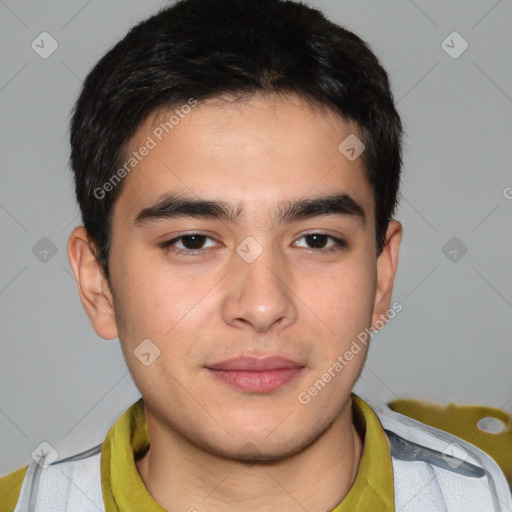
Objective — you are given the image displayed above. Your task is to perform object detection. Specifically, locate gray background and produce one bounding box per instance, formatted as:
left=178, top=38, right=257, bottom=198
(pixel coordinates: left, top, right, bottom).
left=1, top=0, right=511, bottom=475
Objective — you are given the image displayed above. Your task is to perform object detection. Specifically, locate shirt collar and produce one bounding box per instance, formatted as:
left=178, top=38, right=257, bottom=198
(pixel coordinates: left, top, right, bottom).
left=328, top=394, right=394, bottom=511
left=100, top=393, right=393, bottom=511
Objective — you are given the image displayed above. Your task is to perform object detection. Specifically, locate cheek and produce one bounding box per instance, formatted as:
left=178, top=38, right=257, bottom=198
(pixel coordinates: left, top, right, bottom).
left=299, top=263, right=375, bottom=383
left=111, top=247, right=203, bottom=335
left=308, top=260, right=376, bottom=331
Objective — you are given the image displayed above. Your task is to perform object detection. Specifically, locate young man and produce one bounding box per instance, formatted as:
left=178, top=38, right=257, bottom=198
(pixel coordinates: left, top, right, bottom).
left=1, top=0, right=510, bottom=510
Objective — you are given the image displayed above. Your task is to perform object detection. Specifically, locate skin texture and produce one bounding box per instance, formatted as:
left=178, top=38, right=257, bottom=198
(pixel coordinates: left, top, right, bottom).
left=68, top=93, right=402, bottom=512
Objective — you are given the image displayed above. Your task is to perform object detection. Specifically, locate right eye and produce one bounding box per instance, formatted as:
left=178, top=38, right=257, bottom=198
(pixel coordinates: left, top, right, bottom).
left=159, top=234, right=219, bottom=255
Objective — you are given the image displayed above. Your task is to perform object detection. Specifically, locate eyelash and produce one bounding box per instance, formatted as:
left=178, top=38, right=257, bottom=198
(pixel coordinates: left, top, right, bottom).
left=159, top=233, right=347, bottom=256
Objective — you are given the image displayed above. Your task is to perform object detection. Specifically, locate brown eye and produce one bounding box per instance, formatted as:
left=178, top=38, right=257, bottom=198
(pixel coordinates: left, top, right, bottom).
left=294, top=233, right=346, bottom=253
left=159, top=234, right=217, bottom=254
left=305, top=234, right=329, bottom=249
left=175, top=235, right=208, bottom=250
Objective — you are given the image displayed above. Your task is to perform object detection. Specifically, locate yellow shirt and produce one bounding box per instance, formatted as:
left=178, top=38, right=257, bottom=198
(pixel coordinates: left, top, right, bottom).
left=0, top=394, right=394, bottom=511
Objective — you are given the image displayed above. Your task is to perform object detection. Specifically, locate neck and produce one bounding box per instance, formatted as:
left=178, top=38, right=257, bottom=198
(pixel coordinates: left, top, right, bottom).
left=136, top=398, right=363, bottom=512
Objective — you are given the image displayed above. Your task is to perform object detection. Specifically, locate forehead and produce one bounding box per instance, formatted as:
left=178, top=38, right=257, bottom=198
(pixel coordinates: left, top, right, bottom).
left=112, top=93, right=374, bottom=226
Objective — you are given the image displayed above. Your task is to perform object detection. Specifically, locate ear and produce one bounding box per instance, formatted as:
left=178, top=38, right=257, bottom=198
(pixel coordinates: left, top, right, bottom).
left=67, top=226, right=119, bottom=340
left=371, top=220, right=402, bottom=329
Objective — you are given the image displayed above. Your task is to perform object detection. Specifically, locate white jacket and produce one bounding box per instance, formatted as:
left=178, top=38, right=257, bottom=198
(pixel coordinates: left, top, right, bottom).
left=12, top=403, right=512, bottom=511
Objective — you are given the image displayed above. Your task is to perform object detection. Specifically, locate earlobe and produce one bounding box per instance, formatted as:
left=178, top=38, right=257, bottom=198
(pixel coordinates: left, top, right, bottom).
left=67, top=226, right=119, bottom=340
left=371, top=220, right=402, bottom=329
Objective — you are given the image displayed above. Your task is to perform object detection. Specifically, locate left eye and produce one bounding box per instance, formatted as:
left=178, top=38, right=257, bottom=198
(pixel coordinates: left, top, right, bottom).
left=294, top=233, right=346, bottom=252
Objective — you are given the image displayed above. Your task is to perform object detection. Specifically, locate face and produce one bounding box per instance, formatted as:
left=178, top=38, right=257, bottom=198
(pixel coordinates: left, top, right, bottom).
left=70, top=93, right=401, bottom=460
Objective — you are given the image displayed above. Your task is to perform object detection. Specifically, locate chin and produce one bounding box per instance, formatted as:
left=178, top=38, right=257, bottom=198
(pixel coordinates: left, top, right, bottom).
left=205, top=436, right=310, bottom=463
left=207, top=418, right=317, bottom=461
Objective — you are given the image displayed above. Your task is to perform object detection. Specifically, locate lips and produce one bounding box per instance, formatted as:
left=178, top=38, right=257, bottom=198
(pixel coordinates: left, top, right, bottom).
left=206, top=357, right=305, bottom=393
left=207, top=356, right=304, bottom=371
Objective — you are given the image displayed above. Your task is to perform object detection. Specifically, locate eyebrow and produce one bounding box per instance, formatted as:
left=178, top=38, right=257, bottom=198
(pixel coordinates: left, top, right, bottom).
left=134, top=192, right=366, bottom=227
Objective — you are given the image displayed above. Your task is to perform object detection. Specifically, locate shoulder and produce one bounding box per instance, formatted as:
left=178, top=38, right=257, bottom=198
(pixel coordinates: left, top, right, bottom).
left=0, top=466, right=28, bottom=512
left=1, top=445, right=104, bottom=512
left=372, top=402, right=512, bottom=512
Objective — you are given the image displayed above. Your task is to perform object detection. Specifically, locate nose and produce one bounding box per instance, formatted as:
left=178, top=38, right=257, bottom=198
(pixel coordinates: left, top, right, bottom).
left=222, top=244, right=298, bottom=333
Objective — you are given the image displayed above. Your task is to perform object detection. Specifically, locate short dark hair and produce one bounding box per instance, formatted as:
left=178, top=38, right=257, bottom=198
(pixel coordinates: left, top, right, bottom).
left=70, top=0, right=403, bottom=283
